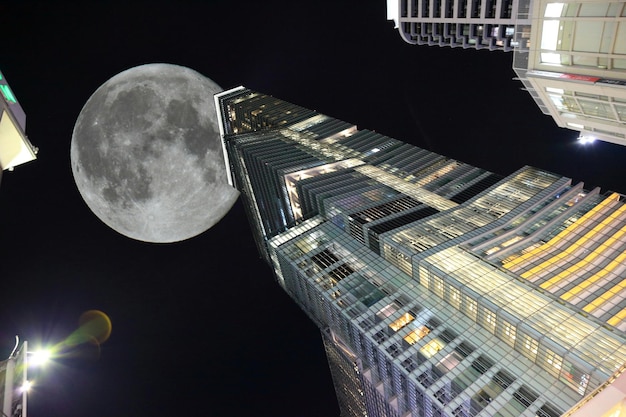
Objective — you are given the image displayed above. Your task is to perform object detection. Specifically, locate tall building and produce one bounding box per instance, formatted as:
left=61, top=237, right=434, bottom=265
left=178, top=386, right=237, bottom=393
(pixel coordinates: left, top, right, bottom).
left=0, top=69, right=36, bottom=179
left=387, top=0, right=626, bottom=147
left=215, top=87, right=626, bottom=417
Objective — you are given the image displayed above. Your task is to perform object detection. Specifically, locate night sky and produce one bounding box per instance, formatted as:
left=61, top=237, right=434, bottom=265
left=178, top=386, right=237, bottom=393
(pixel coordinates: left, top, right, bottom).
left=1, top=1, right=626, bottom=417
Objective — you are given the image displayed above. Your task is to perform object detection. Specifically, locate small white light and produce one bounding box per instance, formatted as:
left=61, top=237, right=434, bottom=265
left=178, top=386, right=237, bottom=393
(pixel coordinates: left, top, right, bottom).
left=546, top=87, right=564, bottom=94
left=20, top=381, right=32, bottom=393
left=578, top=135, right=596, bottom=145
left=371, top=148, right=380, bottom=153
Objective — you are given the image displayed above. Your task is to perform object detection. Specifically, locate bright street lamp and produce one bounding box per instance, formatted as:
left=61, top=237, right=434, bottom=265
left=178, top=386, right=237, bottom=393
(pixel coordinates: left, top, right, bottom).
left=0, top=336, right=51, bottom=417
left=27, top=350, right=50, bottom=368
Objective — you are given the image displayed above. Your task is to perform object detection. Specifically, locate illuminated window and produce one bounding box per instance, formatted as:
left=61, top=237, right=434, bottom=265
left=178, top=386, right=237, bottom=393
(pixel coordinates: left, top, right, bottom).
left=420, top=338, right=445, bottom=358
left=544, top=3, right=564, bottom=17
left=449, top=287, right=461, bottom=308
left=501, top=236, right=524, bottom=247
left=522, top=335, right=539, bottom=360
left=403, top=326, right=431, bottom=345
left=541, top=52, right=562, bottom=64
left=541, top=20, right=560, bottom=50
left=433, top=276, right=444, bottom=297
left=390, top=312, right=415, bottom=332
left=485, top=246, right=501, bottom=255
left=465, top=296, right=478, bottom=321
left=545, top=349, right=563, bottom=377
left=483, top=309, right=496, bottom=333
left=546, top=87, right=564, bottom=94
left=503, top=320, right=516, bottom=344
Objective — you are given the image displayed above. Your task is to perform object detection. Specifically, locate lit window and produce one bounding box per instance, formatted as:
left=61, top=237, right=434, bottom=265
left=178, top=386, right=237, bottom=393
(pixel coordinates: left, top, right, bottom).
left=390, top=312, right=415, bottom=332
left=420, top=338, right=445, bottom=358
left=547, top=350, right=562, bottom=370
left=485, top=246, right=501, bottom=255
left=404, top=326, right=431, bottom=345
left=504, top=322, right=516, bottom=340
left=501, top=236, right=523, bottom=247
left=546, top=87, right=564, bottom=94
left=544, top=3, right=564, bottom=17
left=541, top=53, right=562, bottom=64
left=524, top=335, right=538, bottom=354
left=541, top=21, right=561, bottom=50
left=485, top=310, right=496, bottom=324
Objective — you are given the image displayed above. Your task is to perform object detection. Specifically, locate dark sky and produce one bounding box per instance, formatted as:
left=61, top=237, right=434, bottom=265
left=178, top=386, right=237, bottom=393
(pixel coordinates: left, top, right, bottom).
left=1, top=1, right=625, bottom=417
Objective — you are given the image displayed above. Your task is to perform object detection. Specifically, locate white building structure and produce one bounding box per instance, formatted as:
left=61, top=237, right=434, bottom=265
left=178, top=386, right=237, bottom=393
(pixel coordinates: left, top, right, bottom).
left=388, top=0, right=626, bottom=146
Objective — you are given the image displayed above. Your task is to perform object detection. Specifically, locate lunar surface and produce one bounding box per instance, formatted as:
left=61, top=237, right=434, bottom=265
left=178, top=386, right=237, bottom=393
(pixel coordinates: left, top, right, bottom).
left=70, top=64, right=238, bottom=243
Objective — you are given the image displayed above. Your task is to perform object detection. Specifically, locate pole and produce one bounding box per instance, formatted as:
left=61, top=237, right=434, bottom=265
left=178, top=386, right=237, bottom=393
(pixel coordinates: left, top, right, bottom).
left=2, top=357, right=13, bottom=417
left=21, top=341, right=27, bottom=417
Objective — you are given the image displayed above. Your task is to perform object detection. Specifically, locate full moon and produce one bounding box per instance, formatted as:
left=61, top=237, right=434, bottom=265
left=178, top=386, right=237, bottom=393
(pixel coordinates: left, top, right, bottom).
left=70, top=63, right=238, bottom=243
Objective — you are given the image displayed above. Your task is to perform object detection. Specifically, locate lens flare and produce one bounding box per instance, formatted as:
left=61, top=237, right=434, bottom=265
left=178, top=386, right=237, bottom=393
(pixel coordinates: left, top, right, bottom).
left=65, top=310, right=112, bottom=347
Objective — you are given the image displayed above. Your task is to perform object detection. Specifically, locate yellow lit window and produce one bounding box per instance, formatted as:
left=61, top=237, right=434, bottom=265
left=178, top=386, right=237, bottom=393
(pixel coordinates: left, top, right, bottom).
left=389, top=313, right=415, bottom=332
left=420, top=338, right=445, bottom=358
left=485, top=246, right=501, bottom=256
left=504, top=322, right=516, bottom=340
left=524, top=336, right=538, bottom=354
left=403, top=326, right=431, bottom=345
left=501, top=236, right=523, bottom=247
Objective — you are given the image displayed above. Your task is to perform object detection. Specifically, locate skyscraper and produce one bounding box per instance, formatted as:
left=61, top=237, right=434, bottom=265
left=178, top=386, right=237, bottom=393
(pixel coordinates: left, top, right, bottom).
left=0, top=69, right=37, bottom=177
left=387, top=0, right=626, bottom=147
left=215, top=87, right=626, bottom=417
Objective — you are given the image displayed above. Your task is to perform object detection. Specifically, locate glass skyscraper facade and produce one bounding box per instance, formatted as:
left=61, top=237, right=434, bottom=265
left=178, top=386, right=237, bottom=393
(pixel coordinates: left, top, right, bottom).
left=215, top=87, right=626, bottom=417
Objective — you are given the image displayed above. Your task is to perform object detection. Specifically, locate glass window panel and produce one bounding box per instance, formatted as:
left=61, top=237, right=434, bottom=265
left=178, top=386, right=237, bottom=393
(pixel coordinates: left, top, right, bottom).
left=600, top=22, right=615, bottom=53
left=572, top=54, right=599, bottom=67
left=420, top=338, right=446, bottom=358
left=578, top=99, right=614, bottom=119
left=404, top=325, right=431, bottom=345
left=563, top=3, right=579, bottom=17
left=579, top=2, right=609, bottom=16
left=518, top=333, right=539, bottom=361
left=549, top=94, right=581, bottom=112
left=614, top=58, right=626, bottom=69
left=615, top=23, right=626, bottom=54
left=560, top=360, right=590, bottom=395
left=464, top=295, right=478, bottom=321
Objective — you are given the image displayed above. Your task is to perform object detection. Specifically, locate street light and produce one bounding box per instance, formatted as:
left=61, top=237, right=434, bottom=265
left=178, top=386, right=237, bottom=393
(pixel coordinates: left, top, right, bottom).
left=0, top=336, right=51, bottom=417
left=26, top=350, right=50, bottom=368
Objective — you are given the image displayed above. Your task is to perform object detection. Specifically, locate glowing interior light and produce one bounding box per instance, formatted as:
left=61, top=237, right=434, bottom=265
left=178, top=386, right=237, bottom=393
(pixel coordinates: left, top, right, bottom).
left=541, top=21, right=560, bottom=50
left=29, top=349, right=51, bottom=367
left=546, top=87, right=564, bottom=94
left=544, top=3, right=564, bottom=17
left=541, top=53, right=562, bottom=64
left=567, top=123, right=584, bottom=129
left=371, top=148, right=380, bottom=153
